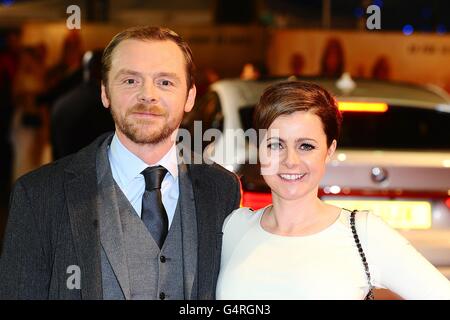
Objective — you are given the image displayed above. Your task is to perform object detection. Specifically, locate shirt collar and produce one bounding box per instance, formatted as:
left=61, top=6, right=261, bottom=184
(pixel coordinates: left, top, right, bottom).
left=109, top=133, right=178, bottom=187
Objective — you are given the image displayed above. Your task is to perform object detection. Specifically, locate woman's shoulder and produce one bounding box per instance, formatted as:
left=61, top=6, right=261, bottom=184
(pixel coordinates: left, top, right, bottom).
left=339, top=208, right=407, bottom=244
left=222, top=206, right=266, bottom=233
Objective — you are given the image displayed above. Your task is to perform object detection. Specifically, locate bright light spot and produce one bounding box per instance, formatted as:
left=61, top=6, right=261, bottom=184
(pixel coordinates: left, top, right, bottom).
left=337, top=153, right=347, bottom=161
left=443, top=160, right=450, bottom=168
left=329, top=185, right=341, bottom=194
left=372, top=167, right=381, bottom=175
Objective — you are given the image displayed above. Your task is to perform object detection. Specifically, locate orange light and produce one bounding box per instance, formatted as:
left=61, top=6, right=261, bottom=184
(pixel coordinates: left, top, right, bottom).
left=242, top=191, right=272, bottom=210
left=338, top=101, right=388, bottom=112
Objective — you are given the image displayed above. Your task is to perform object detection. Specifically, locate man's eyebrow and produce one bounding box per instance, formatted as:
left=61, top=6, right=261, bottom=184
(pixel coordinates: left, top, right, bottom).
left=113, top=70, right=182, bottom=82
left=155, top=72, right=182, bottom=82
left=113, top=69, right=142, bottom=80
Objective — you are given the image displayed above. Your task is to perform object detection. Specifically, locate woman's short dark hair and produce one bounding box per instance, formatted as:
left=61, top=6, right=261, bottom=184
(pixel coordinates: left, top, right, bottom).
left=253, top=80, right=342, bottom=147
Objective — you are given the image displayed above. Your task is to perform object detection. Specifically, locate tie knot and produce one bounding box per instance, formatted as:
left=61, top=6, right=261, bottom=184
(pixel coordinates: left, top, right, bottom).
left=141, top=166, right=168, bottom=191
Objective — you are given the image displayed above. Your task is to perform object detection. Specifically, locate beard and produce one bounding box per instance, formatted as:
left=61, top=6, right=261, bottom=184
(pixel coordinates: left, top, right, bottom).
left=110, top=102, right=183, bottom=145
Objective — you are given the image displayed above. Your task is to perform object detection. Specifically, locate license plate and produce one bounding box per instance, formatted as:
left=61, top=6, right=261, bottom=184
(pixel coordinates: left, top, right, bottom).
left=323, top=199, right=432, bottom=230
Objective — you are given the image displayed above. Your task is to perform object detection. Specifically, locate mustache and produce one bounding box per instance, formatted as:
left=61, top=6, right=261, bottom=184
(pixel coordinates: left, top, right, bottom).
left=128, top=103, right=166, bottom=116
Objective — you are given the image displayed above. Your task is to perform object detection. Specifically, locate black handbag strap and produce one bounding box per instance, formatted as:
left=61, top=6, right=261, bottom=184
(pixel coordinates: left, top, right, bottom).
left=349, top=210, right=374, bottom=300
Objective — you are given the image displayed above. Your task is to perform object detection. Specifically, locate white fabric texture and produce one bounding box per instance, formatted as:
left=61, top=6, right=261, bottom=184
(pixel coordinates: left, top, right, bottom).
left=216, top=206, right=450, bottom=300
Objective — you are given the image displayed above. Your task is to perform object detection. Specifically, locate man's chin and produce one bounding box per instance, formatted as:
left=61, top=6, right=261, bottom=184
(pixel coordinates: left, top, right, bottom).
left=122, top=127, right=176, bottom=145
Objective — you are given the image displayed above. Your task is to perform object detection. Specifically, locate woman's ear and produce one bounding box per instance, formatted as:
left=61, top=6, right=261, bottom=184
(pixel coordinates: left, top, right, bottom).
left=325, top=139, right=337, bottom=163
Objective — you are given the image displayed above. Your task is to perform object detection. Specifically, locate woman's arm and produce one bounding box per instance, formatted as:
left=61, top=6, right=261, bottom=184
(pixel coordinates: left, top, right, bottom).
left=366, top=213, right=450, bottom=300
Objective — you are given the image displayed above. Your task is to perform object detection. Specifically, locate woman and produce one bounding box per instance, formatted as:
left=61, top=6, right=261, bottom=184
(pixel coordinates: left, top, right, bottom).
left=216, top=81, right=450, bottom=300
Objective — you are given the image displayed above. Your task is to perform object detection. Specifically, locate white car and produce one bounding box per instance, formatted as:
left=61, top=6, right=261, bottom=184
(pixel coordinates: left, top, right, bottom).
left=184, top=75, right=450, bottom=279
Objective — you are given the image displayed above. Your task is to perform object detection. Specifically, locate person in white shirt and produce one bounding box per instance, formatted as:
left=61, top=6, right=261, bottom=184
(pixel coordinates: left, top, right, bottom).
left=216, top=80, right=450, bottom=300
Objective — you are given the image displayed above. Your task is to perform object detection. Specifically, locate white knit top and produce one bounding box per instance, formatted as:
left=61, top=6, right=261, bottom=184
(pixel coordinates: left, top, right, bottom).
left=216, top=206, right=450, bottom=300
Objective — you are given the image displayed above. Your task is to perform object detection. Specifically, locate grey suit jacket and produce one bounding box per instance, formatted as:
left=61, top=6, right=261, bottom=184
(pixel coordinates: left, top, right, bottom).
left=0, top=132, right=241, bottom=299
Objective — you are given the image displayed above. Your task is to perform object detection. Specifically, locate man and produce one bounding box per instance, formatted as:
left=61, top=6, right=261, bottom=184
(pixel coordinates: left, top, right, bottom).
left=0, top=26, right=241, bottom=300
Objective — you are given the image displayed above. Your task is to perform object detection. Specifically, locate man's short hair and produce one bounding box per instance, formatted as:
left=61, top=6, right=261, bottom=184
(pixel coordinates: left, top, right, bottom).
left=101, top=26, right=195, bottom=89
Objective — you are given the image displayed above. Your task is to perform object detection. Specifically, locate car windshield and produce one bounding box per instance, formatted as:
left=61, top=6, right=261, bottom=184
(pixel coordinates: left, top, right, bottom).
left=239, top=105, right=450, bottom=150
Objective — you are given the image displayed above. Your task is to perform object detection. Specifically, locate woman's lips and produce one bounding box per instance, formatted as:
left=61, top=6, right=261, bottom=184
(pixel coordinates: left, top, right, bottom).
left=278, top=173, right=307, bottom=182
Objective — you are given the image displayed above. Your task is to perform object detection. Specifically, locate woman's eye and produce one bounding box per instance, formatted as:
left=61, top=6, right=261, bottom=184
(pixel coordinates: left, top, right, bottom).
left=267, top=142, right=283, bottom=150
left=300, top=143, right=315, bottom=151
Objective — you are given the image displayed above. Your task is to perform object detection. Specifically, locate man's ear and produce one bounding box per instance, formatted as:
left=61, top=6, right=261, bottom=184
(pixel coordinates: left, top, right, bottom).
left=184, top=85, right=196, bottom=113
left=325, top=139, right=337, bottom=163
left=101, top=82, right=110, bottom=109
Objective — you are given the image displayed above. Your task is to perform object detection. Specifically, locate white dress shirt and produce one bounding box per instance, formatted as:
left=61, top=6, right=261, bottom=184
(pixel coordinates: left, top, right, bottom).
left=107, top=133, right=179, bottom=227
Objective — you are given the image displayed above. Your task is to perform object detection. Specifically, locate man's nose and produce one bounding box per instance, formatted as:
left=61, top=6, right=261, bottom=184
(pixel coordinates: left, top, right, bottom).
left=137, top=81, right=158, bottom=104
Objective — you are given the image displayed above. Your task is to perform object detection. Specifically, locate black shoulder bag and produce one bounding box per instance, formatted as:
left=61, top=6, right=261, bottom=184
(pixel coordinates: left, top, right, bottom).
left=350, top=210, right=375, bottom=300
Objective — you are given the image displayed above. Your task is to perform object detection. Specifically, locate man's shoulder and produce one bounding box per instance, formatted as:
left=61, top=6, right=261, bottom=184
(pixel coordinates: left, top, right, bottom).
left=15, top=132, right=111, bottom=191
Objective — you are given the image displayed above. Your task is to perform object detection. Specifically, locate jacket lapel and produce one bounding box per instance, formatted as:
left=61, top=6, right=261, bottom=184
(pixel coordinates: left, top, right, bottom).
left=188, top=164, right=220, bottom=300
left=96, top=137, right=131, bottom=299
left=178, top=160, right=198, bottom=300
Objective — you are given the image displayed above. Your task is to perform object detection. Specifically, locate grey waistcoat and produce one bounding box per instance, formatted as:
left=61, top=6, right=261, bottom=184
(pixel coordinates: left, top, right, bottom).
left=95, top=137, right=198, bottom=300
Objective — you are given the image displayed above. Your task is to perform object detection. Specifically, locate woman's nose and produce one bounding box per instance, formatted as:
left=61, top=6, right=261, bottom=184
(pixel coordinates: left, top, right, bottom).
left=283, top=148, right=301, bottom=168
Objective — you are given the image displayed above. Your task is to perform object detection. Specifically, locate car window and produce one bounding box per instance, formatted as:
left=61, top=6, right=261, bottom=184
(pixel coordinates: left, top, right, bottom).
left=239, top=105, right=450, bottom=150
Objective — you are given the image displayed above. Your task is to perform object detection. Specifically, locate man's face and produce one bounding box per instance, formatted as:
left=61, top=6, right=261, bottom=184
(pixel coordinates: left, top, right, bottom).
left=101, top=39, right=196, bottom=145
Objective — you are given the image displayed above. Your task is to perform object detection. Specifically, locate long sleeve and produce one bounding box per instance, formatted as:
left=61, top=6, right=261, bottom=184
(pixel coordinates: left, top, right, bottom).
left=366, top=213, right=450, bottom=300
left=0, top=179, right=51, bottom=299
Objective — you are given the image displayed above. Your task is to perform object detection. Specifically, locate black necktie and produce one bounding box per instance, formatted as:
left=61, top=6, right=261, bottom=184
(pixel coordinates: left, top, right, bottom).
left=141, top=165, right=168, bottom=249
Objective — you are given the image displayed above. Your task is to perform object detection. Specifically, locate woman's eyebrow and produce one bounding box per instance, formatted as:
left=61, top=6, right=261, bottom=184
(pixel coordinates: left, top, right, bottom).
left=295, top=138, right=318, bottom=143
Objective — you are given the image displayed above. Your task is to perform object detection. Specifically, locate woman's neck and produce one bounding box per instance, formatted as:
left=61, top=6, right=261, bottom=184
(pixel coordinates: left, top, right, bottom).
left=264, top=190, right=338, bottom=236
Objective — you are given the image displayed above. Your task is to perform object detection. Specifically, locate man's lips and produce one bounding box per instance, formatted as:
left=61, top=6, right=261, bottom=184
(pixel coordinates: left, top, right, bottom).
left=131, top=111, right=164, bottom=117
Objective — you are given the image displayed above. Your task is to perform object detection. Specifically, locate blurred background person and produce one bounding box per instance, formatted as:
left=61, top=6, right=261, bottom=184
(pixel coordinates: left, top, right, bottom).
left=10, top=45, right=49, bottom=182
left=0, top=29, right=21, bottom=205
left=289, top=52, right=305, bottom=77
left=195, top=67, right=220, bottom=98
left=320, top=37, right=345, bottom=78
left=50, top=49, right=115, bottom=159
left=38, top=30, right=84, bottom=109
left=240, top=61, right=267, bottom=80
left=371, top=55, right=391, bottom=80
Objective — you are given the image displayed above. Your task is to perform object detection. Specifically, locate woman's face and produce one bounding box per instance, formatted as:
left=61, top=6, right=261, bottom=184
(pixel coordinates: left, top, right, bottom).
left=259, top=110, right=336, bottom=201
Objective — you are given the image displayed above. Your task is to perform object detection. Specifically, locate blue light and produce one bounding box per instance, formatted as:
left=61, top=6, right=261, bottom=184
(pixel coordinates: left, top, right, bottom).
left=372, top=0, right=383, bottom=7
left=403, top=24, right=414, bottom=36
left=1, top=0, right=14, bottom=6
left=437, top=24, right=447, bottom=34
left=353, top=7, right=364, bottom=18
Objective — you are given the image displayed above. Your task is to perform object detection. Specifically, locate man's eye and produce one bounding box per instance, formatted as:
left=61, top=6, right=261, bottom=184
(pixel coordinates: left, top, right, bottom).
left=160, top=79, right=173, bottom=86
left=124, top=79, right=137, bottom=85
left=300, top=143, right=315, bottom=151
